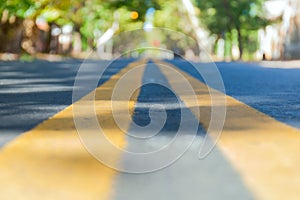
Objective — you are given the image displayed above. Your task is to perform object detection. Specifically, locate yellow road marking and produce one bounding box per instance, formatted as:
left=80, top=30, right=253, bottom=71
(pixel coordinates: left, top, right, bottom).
left=0, top=59, right=146, bottom=200
left=156, top=60, right=300, bottom=200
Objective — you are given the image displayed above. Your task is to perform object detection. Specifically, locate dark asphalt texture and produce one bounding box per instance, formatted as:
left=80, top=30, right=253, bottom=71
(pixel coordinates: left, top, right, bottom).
left=0, top=58, right=134, bottom=146
left=168, top=59, right=300, bottom=129
left=0, top=58, right=299, bottom=146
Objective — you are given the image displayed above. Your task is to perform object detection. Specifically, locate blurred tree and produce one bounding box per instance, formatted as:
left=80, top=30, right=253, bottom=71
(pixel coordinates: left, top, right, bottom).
left=154, top=0, right=183, bottom=31
left=195, top=0, right=269, bottom=58
left=0, top=0, right=199, bottom=55
left=153, top=0, right=200, bottom=54
left=0, top=0, right=32, bottom=53
left=0, top=0, right=83, bottom=53
left=0, top=0, right=150, bottom=53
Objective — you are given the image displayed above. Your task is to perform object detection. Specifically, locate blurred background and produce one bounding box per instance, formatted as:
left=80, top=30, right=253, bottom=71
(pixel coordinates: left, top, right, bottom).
left=0, top=0, right=300, bottom=61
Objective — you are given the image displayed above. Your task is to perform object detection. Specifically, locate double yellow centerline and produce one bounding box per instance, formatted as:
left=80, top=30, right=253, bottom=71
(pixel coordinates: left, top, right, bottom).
left=155, top=60, right=300, bottom=200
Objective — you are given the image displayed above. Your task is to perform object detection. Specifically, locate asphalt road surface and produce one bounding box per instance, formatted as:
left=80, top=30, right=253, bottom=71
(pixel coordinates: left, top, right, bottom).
left=1, top=58, right=299, bottom=145
left=0, top=59, right=134, bottom=145
left=171, top=60, right=300, bottom=129
left=0, top=58, right=299, bottom=200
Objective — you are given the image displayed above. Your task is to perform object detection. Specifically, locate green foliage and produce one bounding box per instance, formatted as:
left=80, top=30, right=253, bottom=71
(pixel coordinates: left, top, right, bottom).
left=19, top=53, right=35, bottom=61
left=110, top=0, right=161, bottom=20
left=1, top=0, right=32, bottom=18
left=1, top=0, right=267, bottom=57
left=195, top=0, right=269, bottom=57
left=0, top=0, right=149, bottom=48
left=154, top=1, right=180, bottom=30
left=196, top=0, right=267, bottom=32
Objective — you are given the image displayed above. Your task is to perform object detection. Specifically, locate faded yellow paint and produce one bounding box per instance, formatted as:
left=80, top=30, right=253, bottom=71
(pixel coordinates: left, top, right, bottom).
left=0, top=59, right=147, bottom=200
left=156, top=60, right=300, bottom=200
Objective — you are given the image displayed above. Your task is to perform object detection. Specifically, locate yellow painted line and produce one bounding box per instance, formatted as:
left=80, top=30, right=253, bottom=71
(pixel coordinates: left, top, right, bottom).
left=0, top=59, right=147, bottom=200
left=156, top=60, right=300, bottom=200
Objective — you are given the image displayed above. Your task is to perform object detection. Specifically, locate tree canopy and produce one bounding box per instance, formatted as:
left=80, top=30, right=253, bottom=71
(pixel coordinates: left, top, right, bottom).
left=0, top=0, right=271, bottom=59
left=195, top=0, right=269, bottom=58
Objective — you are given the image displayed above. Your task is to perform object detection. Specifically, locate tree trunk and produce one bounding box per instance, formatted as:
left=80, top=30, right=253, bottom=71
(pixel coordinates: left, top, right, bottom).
left=236, top=26, right=243, bottom=59
left=0, top=17, right=23, bottom=53
left=44, top=23, right=52, bottom=53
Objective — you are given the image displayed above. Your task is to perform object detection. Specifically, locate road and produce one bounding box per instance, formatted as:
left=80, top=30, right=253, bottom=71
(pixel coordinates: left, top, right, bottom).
left=0, top=59, right=134, bottom=145
left=174, top=60, right=300, bottom=129
left=0, top=58, right=299, bottom=200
